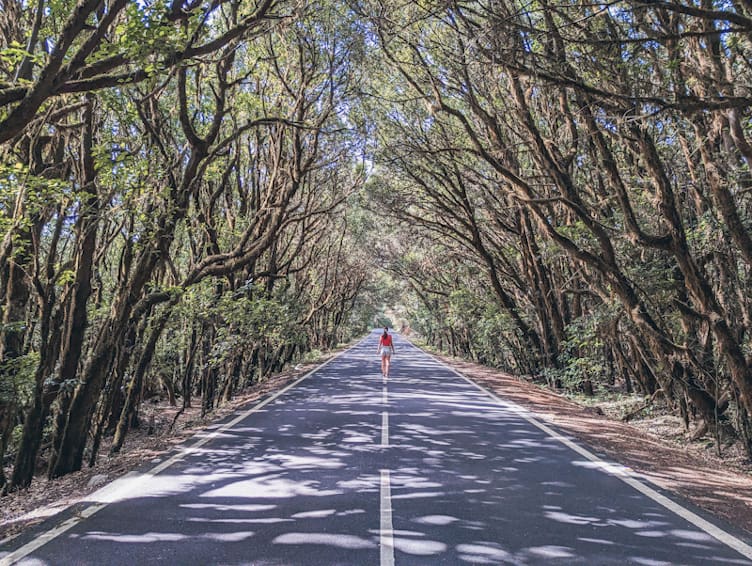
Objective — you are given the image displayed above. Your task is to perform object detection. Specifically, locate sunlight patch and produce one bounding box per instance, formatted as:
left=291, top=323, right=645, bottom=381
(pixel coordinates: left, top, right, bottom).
left=82, top=531, right=186, bottom=543
left=273, top=532, right=375, bottom=549
left=180, top=503, right=276, bottom=512
left=342, top=433, right=373, bottom=443
left=201, top=476, right=341, bottom=498
left=391, top=491, right=445, bottom=500
left=292, top=509, right=337, bottom=519
left=544, top=511, right=599, bottom=525
left=269, top=454, right=346, bottom=470
left=413, top=515, right=459, bottom=526
left=635, top=530, right=665, bottom=538
left=337, top=477, right=379, bottom=490
left=669, top=529, right=714, bottom=542
left=393, top=537, right=446, bottom=555
left=456, top=543, right=510, bottom=562
left=389, top=475, right=442, bottom=489
left=609, top=519, right=666, bottom=529
left=526, top=545, right=575, bottom=559
left=201, top=531, right=255, bottom=542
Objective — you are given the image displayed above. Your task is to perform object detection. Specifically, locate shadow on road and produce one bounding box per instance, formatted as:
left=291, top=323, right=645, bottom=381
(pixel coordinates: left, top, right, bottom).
left=5, top=335, right=750, bottom=565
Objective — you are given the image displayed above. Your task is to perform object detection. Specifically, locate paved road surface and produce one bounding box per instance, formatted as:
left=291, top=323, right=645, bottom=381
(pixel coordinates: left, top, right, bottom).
left=2, top=330, right=752, bottom=565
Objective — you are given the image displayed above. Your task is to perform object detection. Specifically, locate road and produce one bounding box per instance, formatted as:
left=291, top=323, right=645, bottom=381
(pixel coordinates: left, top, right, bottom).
left=2, top=330, right=751, bottom=565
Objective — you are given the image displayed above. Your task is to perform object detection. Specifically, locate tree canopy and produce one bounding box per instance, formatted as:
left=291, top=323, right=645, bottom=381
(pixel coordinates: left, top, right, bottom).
left=2, top=0, right=752, bottom=491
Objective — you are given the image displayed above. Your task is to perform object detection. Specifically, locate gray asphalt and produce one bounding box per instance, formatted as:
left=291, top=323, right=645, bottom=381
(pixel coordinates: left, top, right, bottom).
left=2, top=330, right=751, bottom=565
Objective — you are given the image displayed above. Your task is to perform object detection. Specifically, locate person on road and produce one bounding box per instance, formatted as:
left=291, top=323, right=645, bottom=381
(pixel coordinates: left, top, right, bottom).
left=378, top=327, right=395, bottom=378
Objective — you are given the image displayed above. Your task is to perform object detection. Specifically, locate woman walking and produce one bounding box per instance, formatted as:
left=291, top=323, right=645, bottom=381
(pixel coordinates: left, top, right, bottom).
left=378, top=327, right=395, bottom=379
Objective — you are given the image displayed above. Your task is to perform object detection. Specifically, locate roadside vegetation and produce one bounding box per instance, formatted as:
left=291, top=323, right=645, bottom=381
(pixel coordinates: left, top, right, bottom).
left=2, top=0, right=752, bottom=498
left=360, top=1, right=752, bottom=460
left=0, top=0, right=382, bottom=492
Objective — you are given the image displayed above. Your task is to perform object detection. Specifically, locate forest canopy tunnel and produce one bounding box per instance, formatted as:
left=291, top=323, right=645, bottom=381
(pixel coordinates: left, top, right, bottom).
left=2, top=0, right=752, bottom=491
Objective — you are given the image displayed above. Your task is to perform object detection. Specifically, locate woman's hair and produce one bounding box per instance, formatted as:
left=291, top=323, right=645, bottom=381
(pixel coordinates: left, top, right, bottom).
left=383, top=327, right=389, bottom=337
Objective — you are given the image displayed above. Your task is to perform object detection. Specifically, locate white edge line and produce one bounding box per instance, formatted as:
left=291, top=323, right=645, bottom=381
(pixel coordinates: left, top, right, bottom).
left=0, top=337, right=366, bottom=566
left=421, top=348, right=752, bottom=562
left=380, top=469, right=395, bottom=566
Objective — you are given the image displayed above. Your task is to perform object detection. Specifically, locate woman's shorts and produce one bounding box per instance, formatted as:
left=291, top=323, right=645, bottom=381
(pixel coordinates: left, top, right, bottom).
left=381, top=350, right=392, bottom=358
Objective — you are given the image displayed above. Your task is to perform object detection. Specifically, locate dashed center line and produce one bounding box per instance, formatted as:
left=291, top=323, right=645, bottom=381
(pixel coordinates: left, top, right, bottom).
left=381, top=411, right=389, bottom=447
left=380, top=469, right=395, bottom=566
left=379, top=376, right=392, bottom=565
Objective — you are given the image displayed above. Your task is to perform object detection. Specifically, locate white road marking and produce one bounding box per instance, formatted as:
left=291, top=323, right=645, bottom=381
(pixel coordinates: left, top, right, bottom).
left=380, top=469, right=395, bottom=566
left=423, top=347, right=752, bottom=562
left=0, top=340, right=363, bottom=566
left=382, top=386, right=388, bottom=405
left=381, top=411, right=389, bottom=447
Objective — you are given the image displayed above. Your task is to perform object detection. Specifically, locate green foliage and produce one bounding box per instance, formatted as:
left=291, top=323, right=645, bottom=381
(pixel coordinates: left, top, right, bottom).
left=209, top=291, right=304, bottom=369
left=302, top=349, right=324, bottom=363
left=543, top=306, right=617, bottom=392
left=0, top=351, right=39, bottom=406
left=374, top=314, right=393, bottom=328
left=0, top=42, right=41, bottom=69
left=0, top=164, right=69, bottom=218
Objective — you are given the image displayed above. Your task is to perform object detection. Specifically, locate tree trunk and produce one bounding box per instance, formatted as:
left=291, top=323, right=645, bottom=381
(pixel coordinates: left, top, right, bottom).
left=111, top=305, right=174, bottom=458
left=50, top=132, right=209, bottom=477
left=0, top=217, right=36, bottom=491
left=9, top=291, right=63, bottom=489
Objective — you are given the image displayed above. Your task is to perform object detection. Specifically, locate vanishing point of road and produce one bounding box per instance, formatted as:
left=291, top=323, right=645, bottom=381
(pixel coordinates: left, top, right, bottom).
left=2, top=330, right=752, bottom=565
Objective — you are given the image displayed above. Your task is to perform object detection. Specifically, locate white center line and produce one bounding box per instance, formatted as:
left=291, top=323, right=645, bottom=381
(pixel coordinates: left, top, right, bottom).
left=381, top=411, right=389, bottom=447
left=382, top=386, right=388, bottom=405
left=380, top=469, right=395, bottom=566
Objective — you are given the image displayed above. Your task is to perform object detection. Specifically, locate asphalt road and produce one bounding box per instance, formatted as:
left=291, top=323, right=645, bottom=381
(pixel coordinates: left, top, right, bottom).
left=2, top=330, right=752, bottom=565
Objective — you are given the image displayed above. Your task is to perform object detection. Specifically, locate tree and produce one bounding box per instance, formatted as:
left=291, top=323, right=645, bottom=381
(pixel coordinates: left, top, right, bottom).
left=360, top=0, right=752, bottom=453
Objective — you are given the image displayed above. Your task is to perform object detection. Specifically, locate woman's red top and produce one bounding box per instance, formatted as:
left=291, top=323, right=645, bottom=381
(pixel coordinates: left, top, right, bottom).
left=381, top=334, right=393, bottom=347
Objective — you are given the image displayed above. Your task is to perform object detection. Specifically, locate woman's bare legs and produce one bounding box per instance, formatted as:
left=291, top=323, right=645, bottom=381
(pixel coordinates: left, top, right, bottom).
left=383, top=355, right=391, bottom=379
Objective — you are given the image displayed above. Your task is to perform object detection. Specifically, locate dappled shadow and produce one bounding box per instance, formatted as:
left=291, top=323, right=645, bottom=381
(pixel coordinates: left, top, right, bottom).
left=435, top=353, right=752, bottom=537
left=378, top=346, right=751, bottom=565
left=4, top=332, right=750, bottom=565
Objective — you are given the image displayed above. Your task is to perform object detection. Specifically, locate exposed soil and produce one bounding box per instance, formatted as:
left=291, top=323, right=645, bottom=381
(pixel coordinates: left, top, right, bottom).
left=2, top=346, right=751, bottom=547
left=434, top=353, right=752, bottom=536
